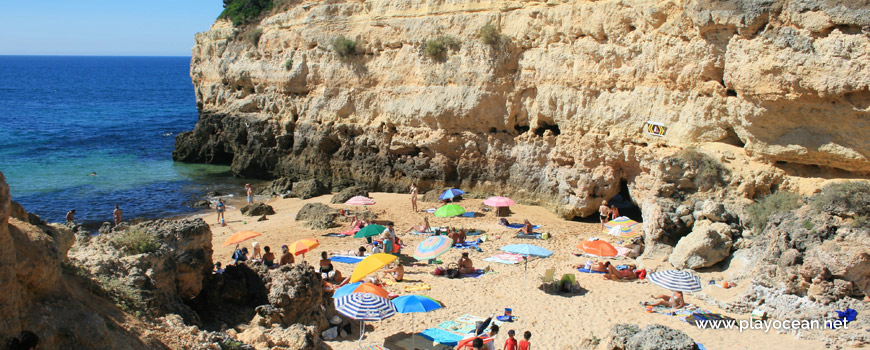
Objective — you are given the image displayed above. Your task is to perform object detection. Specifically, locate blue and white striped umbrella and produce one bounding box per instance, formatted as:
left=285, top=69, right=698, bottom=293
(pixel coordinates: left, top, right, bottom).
left=648, top=270, right=703, bottom=292
left=335, top=292, right=397, bottom=321
left=438, top=188, right=465, bottom=201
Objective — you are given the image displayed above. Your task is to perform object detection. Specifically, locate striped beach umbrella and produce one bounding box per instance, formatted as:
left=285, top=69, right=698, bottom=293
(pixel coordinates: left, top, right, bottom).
left=345, top=196, right=376, bottom=206
left=335, top=292, right=397, bottom=347
left=414, top=235, right=452, bottom=261
left=648, top=270, right=703, bottom=292
left=603, top=216, right=642, bottom=238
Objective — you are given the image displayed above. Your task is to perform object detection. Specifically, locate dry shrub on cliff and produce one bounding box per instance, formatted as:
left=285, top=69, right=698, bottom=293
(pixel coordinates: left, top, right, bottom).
left=283, top=58, right=292, bottom=70
left=745, top=191, right=802, bottom=232
left=677, top=148, right=727, bottom=190
left=332, top=36, right=357, bottom=57
left=480, top=22, right=501, bottom=45
left=245, top=28, right=262, bottom=47
left=112, top=227, right=160, bottom=255
left=811, top=181, right=870, bottom=220
left=425, top=36, right=461, bottom=61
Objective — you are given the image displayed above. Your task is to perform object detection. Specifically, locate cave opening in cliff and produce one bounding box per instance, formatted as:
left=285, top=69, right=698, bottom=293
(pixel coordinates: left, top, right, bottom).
left=533, top=122, right=561, bottom=137
left=613, top=180, right=643, bottom=222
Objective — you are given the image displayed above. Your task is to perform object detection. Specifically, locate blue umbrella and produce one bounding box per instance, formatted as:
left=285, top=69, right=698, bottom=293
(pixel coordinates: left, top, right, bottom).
left=393, top=295, right=443, bottom=349
left=500, top=244, right=553, bottom=258
left=438, top=188, right=465, bottom=201
left=333, top=282, right=365, bottom=299
left=335, top=292, right=397, bottom=347
left=648, top=270, right=703, bottom=292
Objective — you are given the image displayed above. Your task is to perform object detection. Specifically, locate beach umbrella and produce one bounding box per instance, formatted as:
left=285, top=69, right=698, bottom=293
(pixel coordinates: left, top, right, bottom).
left=334, top=292, right=397, bottom=347
left=484, top=196, right=515, bottom=207
left=434, top=204, right=465, bottom=218
left=333, top=282, right=390, bottom=299
left=413, top=236, right=452, bottom=261
left=500, top=244, right=553, bottom=258
left=578, top=240, right=618, bottom=257
left=288, top=238, right=319, bottom=258
left=353, top=224, right=386, bottom=239
left=648, top=270, right=703, bottom=292
left=438, top=188, right=465, bottom=201
left=603, top=216, right=642, bottom=238
left=393, top=295, right=443, bottom=350
left=345, top=196, right=376, bottom=206
left=349, top=253, right=398, bottom=283
left=222, top=230, right=262, bottom=247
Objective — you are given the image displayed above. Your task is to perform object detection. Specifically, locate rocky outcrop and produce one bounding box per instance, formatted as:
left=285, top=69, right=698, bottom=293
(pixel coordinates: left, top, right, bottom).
left=295, top=203, right=338, bottom=229
left=330, top=186, right=370, bottom=204
left=176, top=0, right=870, bottom=221
left=592, top=323, right=698, bottom=350
left=254, top=264, right=329, bottom=330
left=257, top=177, right=293, bottom=197
left=287, top=179, right=327, bottom=199
left=668, top=220, right=734, bottom=269
left=241, top=203, right=276, bottom=216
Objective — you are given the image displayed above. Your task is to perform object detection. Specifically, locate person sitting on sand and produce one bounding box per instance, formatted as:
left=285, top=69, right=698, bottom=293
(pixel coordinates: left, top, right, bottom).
left=213, top=262, right=225, bottom=274
left=250, top=241, right=262, bottom=262
left=406, top=217, right=432, bottom=234
left=458, top=252, right=474, bottom=274
left=262, top=246, right=276, bottom=267
left=449, top=228, right=467, bottom=246
left=603, top=262, right=637, bottom=281
left=320, top=251, right=334, bottom=274
left=644, top=290, right=685, bottom=309
left=232, top=247, right=248, bottom=265
left=381, top=263, right=405, bottom=282
left=516, top=219, right=534, bottom=235
left=279, top=245, right=294, bottom=265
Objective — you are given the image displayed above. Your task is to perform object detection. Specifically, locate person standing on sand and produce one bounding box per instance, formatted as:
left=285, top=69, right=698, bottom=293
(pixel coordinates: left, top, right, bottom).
left=245, top=184, right=253, bottom=204
left=410, top=183, right=418, bottom=212
left=113, top=205, right=122, bottom=226
left=599, top=200, right=612, bottom=230
left=66, top=209, right=76, bottom=224
left=216, top=199, right=226, bottom=226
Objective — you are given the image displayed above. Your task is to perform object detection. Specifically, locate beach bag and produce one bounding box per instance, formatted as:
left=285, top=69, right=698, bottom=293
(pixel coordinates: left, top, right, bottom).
left=541, top=232, right=550, bottom=240
left=446, top=263, right=461, bottom=279
left=433, top=267, right=445, bottom=276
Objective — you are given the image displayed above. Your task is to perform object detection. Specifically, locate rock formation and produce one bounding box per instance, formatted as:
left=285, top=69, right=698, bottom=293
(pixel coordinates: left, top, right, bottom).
left=591, top=323, right=698, bottom=350
left=175, top=0, right=870, bottom=222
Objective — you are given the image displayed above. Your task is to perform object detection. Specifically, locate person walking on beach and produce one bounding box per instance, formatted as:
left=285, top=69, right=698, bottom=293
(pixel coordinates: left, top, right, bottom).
left=113, top=205, right=122, bottom=226
left=599, top=200, right=612, bottom=230
left=410, top=183, right=418, bottom=212
left=216, top=199, right=226, bottom=226
left=245, top=184, right=253, bottom=204
left=66, top=209, right=76, bottom=224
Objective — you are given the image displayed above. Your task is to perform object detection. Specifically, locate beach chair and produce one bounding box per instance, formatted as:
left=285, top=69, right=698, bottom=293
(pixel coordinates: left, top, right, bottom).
left=560, top=273, right=578, bottom=293
left=539, top=267, right=556, bottom=291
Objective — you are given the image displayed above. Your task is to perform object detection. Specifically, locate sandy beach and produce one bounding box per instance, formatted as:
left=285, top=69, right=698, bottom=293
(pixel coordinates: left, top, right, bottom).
left=204, top=192, right=835, bottom=350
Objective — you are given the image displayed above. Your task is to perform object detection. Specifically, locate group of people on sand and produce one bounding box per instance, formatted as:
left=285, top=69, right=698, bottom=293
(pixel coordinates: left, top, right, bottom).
left=214, top=184, right=256, bottom=227
left=598, top=199, right=622, bottom=230
left=63, top=205, right=123, bottom=227
left=222, top=240, right=296, bottom=271
left=455, top=326, right=533, bottom=350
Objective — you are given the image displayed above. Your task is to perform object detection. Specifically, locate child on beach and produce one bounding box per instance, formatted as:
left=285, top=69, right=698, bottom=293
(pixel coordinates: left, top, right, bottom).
left=245, top=184, right=253, bottom=204
left=519, top=331, right=531, bottom=350
left=504, top=330, right=518, bottom=350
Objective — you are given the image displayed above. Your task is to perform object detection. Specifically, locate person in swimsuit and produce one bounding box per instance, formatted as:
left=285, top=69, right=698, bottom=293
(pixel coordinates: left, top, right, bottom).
left=518, top=331, right=531, bottom=350
left=245, top=184, right=253, bottom=204
left=602, top=262, right=637, bottom=280
left=516, top=219, right=534, bottom=235
left=599, top=200, right=612, bottom=230
left=113, top=205, right=122, bottom=226
left=458, top=252, right=474, bottom=274
left=319, top=251, right=334, bottom=274
left=279, top=245, right=294, bottom=265
left=644, top=291, right=685, bottom=309
left=410, top=183, right=418, bottom=212
left=250, top=241, right=262, bottom=261
left=381, top=263, right=404, bottom=282
left=262, top=246, right=275, bottom=267
left=66, top=209, right=76, bottom=224
left=610, top=204, right=620, bottom=219
left=216, top=199, right=225, bottom=225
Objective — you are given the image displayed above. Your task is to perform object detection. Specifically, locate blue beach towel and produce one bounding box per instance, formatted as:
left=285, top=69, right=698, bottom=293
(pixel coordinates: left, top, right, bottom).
left=461, top=269, right=486, bottom=278
left=505, top=223, right=542, bottom=229
left=454, top=239, right=482, bottom=249
left=329, top=255, right=365, bottom=264
left=577, top=268, right=606, bottom=274
left=515, top=233, right=544, bottom=239
left=420, top=328, right=463, bottom=346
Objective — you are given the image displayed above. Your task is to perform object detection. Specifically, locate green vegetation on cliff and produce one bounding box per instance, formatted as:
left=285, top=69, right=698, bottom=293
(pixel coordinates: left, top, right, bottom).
left=745, top=191, right=802, bottom=232
left=220, top=0, right=273, bottom=26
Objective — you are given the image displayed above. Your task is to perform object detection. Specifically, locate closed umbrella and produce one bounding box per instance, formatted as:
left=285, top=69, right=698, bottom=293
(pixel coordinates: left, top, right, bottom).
left=288, top=238, right=319, bottom=258
left=393, top=295, right=443, bottom=350
left=438, top=188, right=465, bottom=201
left=648, top=270, right=703, bottom=292
left=350, top=253, right=398, bottom=283
left=345, top=196, right=376, bottom=206
left=222, top=230, right=262, bottom=247
left=353, top=224, right=386, bottom=239
left=335, top=293, right=397, bottom=347
left=413, top=236, right=452, bottom=261
left=333, top=282, right=390, bottom=299
left=577, top=240, right=618, bottom=257
left=484, top=196, right=515, bottom=207
left=434, top=204, right=465, bottom=218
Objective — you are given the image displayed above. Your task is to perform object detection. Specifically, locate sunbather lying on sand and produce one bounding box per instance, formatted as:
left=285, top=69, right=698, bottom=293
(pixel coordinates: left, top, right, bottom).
left=405, top=217, right=432, bottom=234
left=602, top=262, right=637, bottom=280
left=644, top=291, right=685, bottom=308
left=331, top=246, right=367, bottom=257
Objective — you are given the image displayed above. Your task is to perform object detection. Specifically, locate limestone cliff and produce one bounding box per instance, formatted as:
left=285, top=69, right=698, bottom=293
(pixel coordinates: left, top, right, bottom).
left=175, top=0, right=870, bottom=218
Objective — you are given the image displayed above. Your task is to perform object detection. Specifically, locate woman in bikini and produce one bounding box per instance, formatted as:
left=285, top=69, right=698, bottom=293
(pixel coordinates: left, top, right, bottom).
left=602, top=261, right=637, bottom=280
left=644, top=291, right=685, bottom=309
left=410, top=183, right=418, bottom=212
left=599, top=200, right=612, bottom=230
left=319, top=251, right=334, bottom=274
left=216, top=199, right=226, bottom=226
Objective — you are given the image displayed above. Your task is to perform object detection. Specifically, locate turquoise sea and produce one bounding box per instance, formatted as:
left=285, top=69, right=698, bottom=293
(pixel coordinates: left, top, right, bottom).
left=0, top=56, right=242, bottom=226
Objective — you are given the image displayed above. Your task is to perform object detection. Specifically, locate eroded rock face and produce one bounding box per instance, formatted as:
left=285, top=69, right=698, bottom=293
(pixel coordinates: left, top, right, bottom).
left=669, top=220, right=734, bottom=269
left=595, top=323, right=698, bottom=350
left=241, top=203, right=276, bottom=216
left=176, top=0, right=870, bottom=220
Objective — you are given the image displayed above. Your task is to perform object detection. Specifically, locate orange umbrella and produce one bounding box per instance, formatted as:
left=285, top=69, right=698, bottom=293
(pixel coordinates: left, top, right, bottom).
left=578, top=240, right=618, bottom=257
left=223, top=230, right=262, bottom=247
left=333, top=282, right=391, bottom=299
left=289, top=238, right=320, bottom=257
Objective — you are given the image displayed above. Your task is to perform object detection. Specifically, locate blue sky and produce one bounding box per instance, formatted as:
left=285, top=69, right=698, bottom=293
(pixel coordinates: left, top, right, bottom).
left=0, top=0, right=222, bottom=56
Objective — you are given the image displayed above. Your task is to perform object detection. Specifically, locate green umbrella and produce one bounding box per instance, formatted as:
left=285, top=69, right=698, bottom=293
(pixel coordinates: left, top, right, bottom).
left=354, top=224, right=386, bottom=238
left=434, top=204, right=465, bottom=218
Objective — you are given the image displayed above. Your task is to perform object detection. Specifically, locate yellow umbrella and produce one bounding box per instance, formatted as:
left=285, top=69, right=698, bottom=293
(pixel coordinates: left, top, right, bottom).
left=349, top=253, right=398, bottom=283
left=222, top=230, right=262, bottom=247
left=289, top=238, right=320, bottom=258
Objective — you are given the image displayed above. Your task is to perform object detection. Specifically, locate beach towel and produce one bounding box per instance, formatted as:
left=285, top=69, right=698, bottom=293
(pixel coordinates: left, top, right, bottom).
left=515, top=232, right=545, bottom=239
left=460, top=212, right=477, bottom=217
left=577, top=267, right=606, bottom=274
left=410, top=230, right=436, bottom=235
left=360, top=346, right=388, bottom=350
left=322, top=233, right=346, bottom=238
left=483, top=253, right=525, bottom=265
left=461, top=269, right=486, bottom=278
left=421, top=328, right=463, bottom=346
left=403, top=283, right=431, bottom=292
left=505, top=223, right=542, bottom=230
left=423, top=208, right=437, bottom=213
left=454, top=239, right=482, bottom=249
left=466, top=230, right=484, bottom=236
left=330, top=255, right=365, bottom=264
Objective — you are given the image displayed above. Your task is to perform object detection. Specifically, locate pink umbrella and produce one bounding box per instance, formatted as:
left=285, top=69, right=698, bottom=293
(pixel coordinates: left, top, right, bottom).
left=484, top=196, right=515, bottom=207
left=345, top=196, right=376, bottom=206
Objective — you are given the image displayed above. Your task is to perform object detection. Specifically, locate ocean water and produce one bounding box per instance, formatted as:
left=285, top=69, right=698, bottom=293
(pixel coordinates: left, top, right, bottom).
left=0, top=56, right=242, bottom=226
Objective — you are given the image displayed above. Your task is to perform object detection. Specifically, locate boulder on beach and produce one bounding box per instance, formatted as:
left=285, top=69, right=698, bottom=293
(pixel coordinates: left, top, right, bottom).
left=242, top=203, right=275, bottom=217
left=192, top=199, right=212, bottom=209
left=330, top=186, right=370, bottom=204
left=257, top=177, right=293, bottom=197
left=594, top=323, right=698, bottom=350
left=295, top=203, right=337, bottom=229
left=669, top=220, right=733, bottom=269
left=288, top=179, right=327, bottom=200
